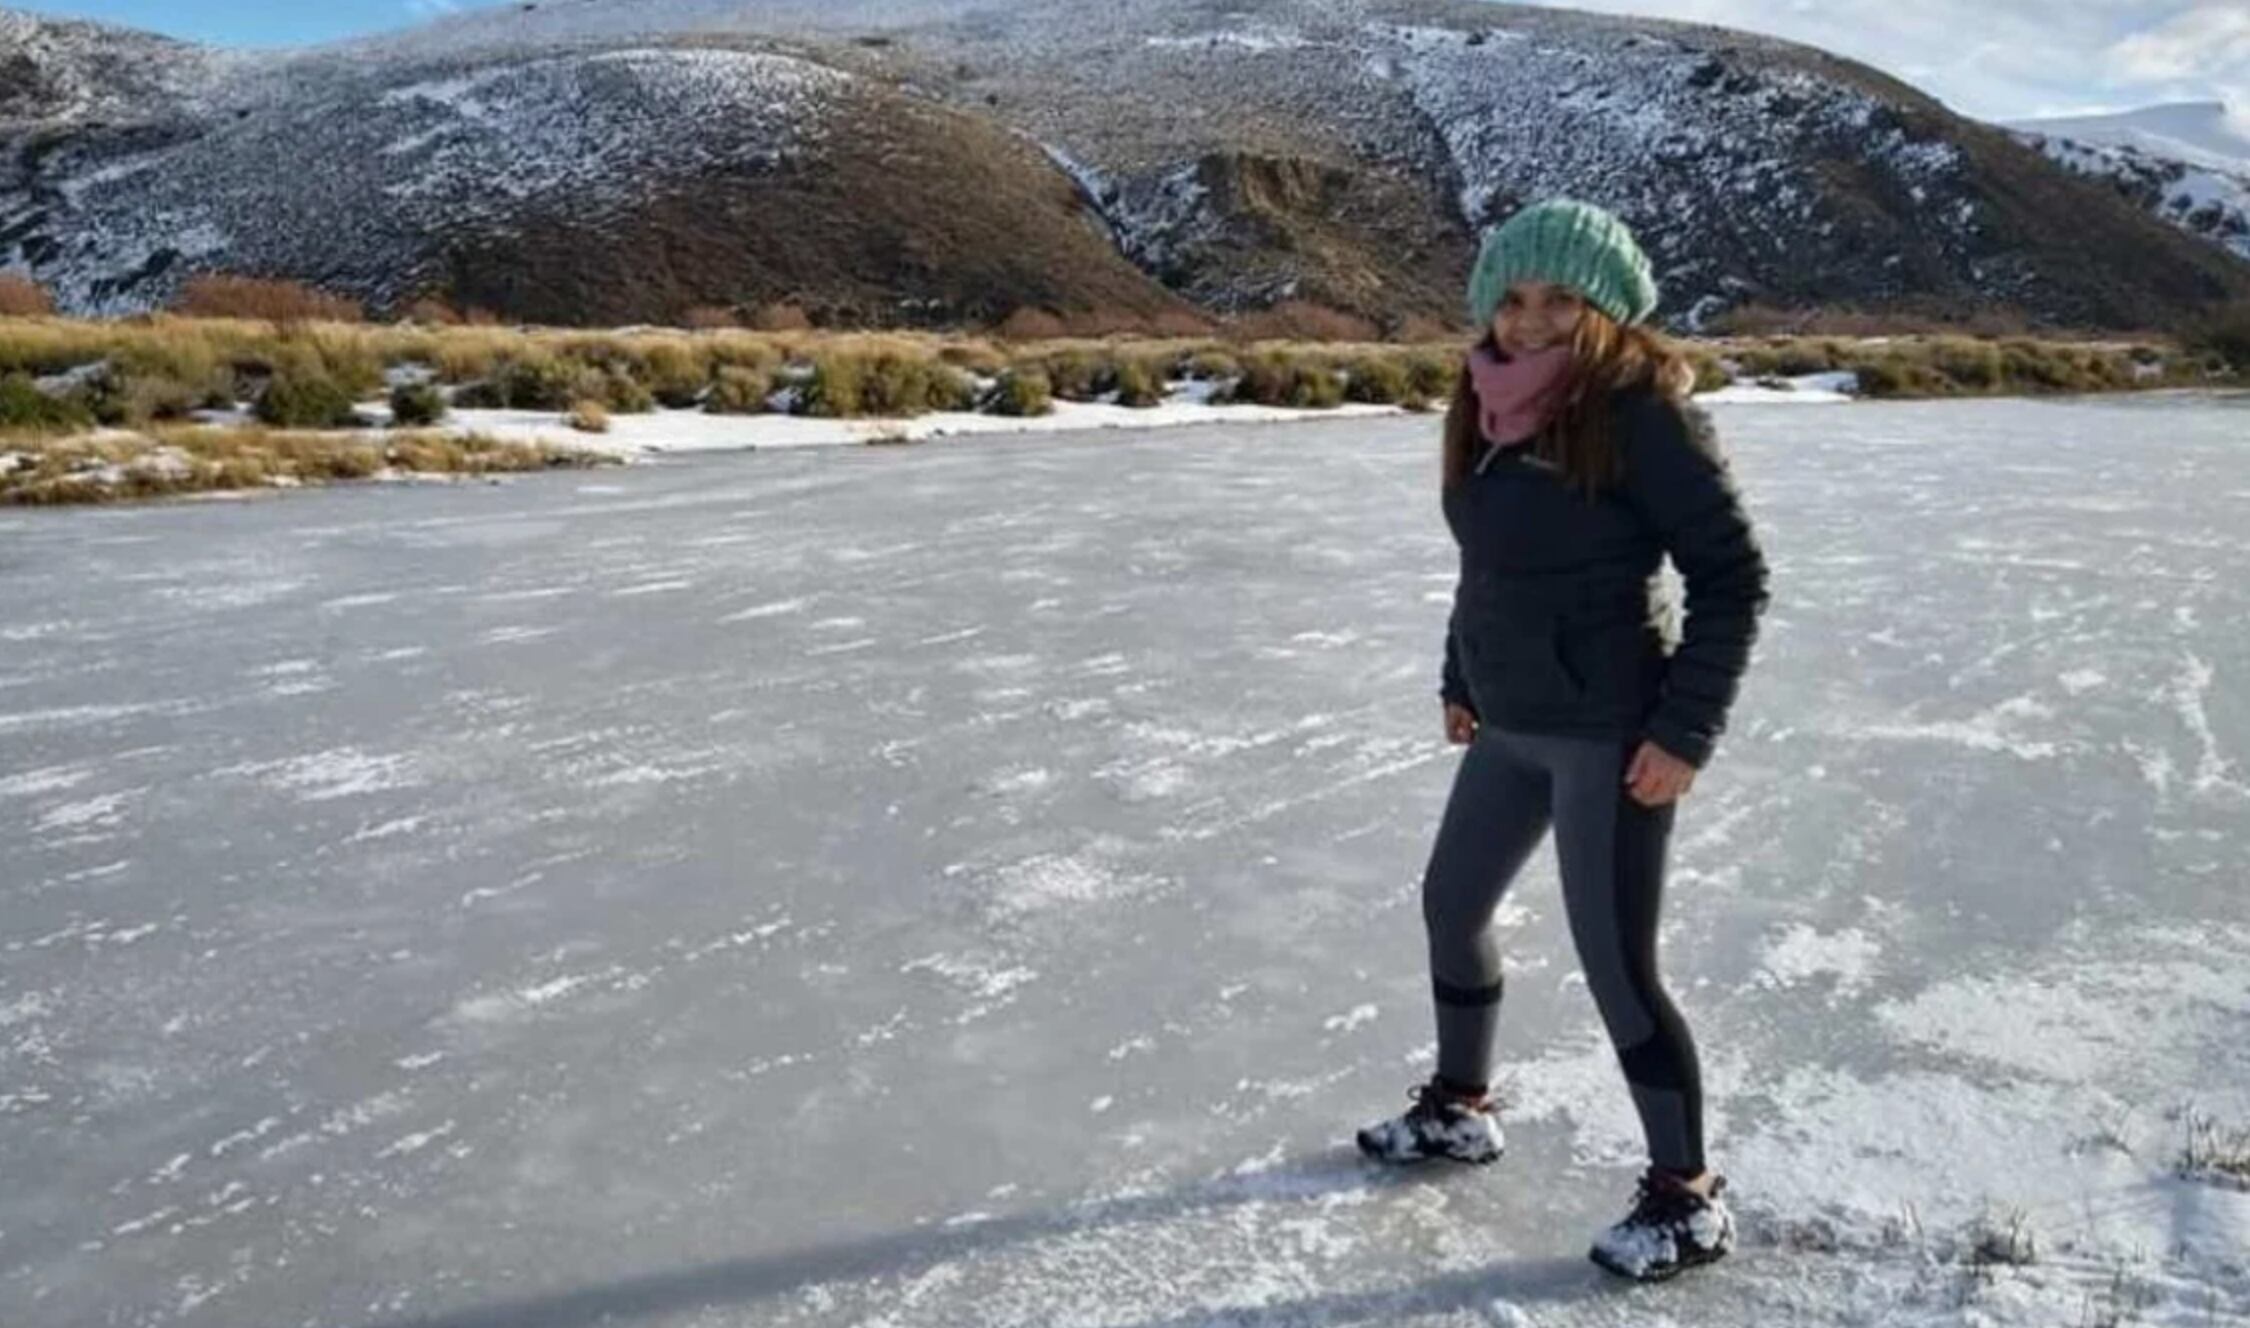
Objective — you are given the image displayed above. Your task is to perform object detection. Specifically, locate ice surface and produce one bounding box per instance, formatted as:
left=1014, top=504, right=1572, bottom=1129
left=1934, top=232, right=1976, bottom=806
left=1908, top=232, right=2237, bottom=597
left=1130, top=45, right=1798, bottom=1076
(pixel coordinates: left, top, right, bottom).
left=2, top=394, right=2248, bottom=1325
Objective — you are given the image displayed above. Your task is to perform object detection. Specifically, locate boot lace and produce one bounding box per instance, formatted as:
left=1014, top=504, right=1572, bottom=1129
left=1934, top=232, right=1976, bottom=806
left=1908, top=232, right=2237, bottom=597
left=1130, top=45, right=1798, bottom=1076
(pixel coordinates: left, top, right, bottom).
left=1405, top=1078, right=1491, bottom=1122
left=1623, top=1167, right=1710, bottom=1228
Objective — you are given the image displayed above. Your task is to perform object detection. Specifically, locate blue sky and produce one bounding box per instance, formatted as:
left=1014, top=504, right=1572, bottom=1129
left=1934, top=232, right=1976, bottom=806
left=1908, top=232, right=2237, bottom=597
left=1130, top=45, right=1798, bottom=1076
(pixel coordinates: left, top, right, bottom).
left=12, top=1, right=2248, bottom=122
left=11, top=0, right=508, bottom=48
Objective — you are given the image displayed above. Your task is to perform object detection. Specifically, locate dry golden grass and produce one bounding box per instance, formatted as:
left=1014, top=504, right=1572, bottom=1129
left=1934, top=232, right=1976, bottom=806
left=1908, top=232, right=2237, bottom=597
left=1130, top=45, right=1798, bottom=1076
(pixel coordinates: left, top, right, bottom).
left=1, top=426, right=611, bottom=505
left=172, top=275, right=365, bottom=324
left=1712, top=332, right=2224, bottom=397
left=1, top=315, right=2234, bottom=438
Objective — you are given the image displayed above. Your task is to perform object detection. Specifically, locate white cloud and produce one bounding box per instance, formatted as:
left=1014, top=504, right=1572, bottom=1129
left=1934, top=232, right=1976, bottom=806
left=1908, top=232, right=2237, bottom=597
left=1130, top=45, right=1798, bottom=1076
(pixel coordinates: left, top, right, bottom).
left=2108, top=4, right=2250, bottom=83
left=1494, top=0, right=2250, bottom=122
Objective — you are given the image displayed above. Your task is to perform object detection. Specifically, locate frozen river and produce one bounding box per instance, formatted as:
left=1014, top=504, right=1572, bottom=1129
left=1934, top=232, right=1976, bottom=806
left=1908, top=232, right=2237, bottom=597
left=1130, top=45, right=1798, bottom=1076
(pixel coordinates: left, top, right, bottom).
left=4, top=394, right=2248, bottom=1326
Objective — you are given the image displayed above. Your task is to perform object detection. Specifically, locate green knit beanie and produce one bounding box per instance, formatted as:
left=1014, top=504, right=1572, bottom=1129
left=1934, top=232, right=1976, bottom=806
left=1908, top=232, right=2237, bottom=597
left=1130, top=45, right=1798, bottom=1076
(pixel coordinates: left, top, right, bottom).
left=1466, top=197, right=1660, bottom=329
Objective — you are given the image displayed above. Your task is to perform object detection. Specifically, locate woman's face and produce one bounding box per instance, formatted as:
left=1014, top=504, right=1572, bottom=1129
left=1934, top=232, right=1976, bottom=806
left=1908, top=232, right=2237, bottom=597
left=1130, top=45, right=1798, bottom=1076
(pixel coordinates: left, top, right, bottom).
left=1490, top=280, right=1585, bottom=356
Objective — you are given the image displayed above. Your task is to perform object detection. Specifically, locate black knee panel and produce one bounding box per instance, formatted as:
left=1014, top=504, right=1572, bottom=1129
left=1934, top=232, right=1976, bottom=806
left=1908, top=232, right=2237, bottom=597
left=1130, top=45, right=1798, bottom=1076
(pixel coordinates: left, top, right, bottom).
left=1616, top=1032, right=1690, bottom=1092
left=1433, top=974, right=1504, bottom=1008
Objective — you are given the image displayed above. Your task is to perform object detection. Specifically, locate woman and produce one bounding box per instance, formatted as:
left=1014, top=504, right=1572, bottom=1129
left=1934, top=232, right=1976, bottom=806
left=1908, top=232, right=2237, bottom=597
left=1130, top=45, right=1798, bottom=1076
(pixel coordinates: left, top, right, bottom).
left=1353, top=198, right=1771, bottom=1283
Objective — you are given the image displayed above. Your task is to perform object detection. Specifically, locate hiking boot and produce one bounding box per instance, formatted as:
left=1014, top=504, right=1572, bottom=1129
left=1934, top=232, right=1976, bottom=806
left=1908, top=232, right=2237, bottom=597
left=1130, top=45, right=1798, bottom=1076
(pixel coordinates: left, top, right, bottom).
left=1354, top=1077, right=1504, bottom=1164
left=1588, top=1166, right=1734, bottom=1281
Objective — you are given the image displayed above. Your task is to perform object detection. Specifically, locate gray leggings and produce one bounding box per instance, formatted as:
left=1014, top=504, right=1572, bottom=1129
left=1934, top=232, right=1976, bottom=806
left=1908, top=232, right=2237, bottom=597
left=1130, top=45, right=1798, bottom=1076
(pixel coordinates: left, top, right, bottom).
left=1421, top=724, right=1706, bottom=1174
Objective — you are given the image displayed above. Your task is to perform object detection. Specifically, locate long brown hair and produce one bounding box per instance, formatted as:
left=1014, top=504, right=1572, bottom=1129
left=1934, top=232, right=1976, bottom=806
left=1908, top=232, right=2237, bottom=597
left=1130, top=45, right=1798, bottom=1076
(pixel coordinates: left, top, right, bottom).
left=1442, top=310, right=1697, bottom=499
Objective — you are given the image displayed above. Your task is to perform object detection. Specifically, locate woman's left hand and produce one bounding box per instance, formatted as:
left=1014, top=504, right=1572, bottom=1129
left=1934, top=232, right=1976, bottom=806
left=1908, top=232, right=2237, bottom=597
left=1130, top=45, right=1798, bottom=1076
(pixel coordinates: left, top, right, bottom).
left=1624, top=739, right=1696, bottom=807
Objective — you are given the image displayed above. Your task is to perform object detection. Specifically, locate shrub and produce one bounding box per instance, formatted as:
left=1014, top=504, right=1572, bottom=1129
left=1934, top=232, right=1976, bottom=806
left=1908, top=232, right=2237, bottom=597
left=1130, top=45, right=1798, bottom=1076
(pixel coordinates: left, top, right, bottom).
left=1853, top=355, right=1948, bottom=399
left=450, top=379, right=507, bottom=409
left=1928, top=337, right=2004, bottom=390
left=987, top=369, right=1053, bottom=416
left=2184, top=301, right=2250, bottom=372
left=1290, top=364, right=1346, bottom=408
left=431, top=332, right=512, bottom=383
left=1388, top=312, right=1459, bottom=343
left=704, top=366, right=770, bottom=414
left=1344, top=356, right=1410, bottom=404
left=255, top=371, right=360, bottom=428
left=996, top=307, right=1069, bottom=342
left=638, top=341, right=709, bottom=407
left=1734, top=340, right=1839, bottom=378
left=936, top=341, right=1009, bottom=376
left=924, top=364, right=977, bottom=412
left=801, top=354, right=864, bottom=417
left=861, top=353, right=957, bottom=414
left=1035, top=350, right=1114, bottom=402
left=747, top=302, right=813, bottom=332
left=1229, top=300, right=1381, bottom=343
left=1401, top=349, right=1460, bottom=399
left=495, top=354, right=579, bottom=410
left=1996, top=340, right=2095, bottom=392
left=174, top=274, right=363, bottom=323
left=596, top=370, right=655, bottom=414
left=566, top=399, right=611, bottom=433
left=0, top=273, right=56, bottom=317
left=682, top=305, right=739, bottom=330
left=388, top=382, right=448, bottom=427
left=804, top=352, right=972, bottom=417
left=705, top=334, right=785, bottom=374
left=1226, top=354, right=1343, bottom=407
left=65, top=363, right=210, bottom=426
left=399, top=297, right=463, bottom=325
left=0, top=373, right=93, bottom=434
left=122, top=373, right=205, bottom=423
left=1688, top=352, right=1732, bottom=394
left=1114, top=357, right=1168, bottom=407
left=1187, top=349, right=1242, bottom=381
left=1148, top=308, right=1218, bottom=339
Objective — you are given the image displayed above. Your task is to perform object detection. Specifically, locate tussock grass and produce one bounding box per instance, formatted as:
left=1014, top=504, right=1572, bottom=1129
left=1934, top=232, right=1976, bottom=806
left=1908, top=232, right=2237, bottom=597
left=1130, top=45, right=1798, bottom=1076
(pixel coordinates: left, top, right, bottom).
left=1, top=426, right=610, bottom=505
left=172, top=275, right=364, bottom=323
left=985, top=369, right=1053, bottom=417
left=2183, top=300, right=2250, bottom=374
left=703, top=366, right=770, bottom=415
left=0, top=316, right=2236, bottom=446
left=388, top=382, right=448, bottom=427
left=565, top=400, right=613, bottom=433
left=0, top=373, right=95, bottom=434
left=255, top=371, right=362, bottom=428
left=1715, top=332, right=2222, bottom=398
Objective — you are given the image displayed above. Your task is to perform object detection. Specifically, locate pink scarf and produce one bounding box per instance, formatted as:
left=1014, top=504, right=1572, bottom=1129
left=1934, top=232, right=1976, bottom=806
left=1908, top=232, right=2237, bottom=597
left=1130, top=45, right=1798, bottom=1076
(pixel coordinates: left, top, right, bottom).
left=1466, top=342, right=1574, bottom=448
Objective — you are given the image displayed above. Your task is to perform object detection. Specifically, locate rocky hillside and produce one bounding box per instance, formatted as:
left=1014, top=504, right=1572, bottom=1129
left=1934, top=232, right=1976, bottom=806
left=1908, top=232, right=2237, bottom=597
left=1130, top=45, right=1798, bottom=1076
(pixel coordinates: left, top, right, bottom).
left=2008, top=103, right=2250, bottom=265
left=3, top=0, right=2247, bottom=331
left=0, top=8, right=236, bottom=122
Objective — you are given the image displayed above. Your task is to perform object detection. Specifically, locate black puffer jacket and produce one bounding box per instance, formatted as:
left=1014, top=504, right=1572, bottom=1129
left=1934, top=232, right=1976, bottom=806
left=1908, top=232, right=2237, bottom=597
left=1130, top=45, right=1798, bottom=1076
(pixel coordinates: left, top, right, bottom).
left=1439, top=386, right=1769, bottom=769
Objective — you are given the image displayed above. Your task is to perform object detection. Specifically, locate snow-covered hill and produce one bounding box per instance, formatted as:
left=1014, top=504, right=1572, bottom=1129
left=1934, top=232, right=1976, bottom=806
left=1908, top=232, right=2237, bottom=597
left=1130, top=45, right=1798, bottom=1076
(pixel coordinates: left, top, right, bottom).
left=2, top=1, right=2247, bottom=328
left=0, top=8, right=237, bottom=123
left=2008, top=102, right=2250, bottom=264
left=2009, top=101, right=2250, bottom=175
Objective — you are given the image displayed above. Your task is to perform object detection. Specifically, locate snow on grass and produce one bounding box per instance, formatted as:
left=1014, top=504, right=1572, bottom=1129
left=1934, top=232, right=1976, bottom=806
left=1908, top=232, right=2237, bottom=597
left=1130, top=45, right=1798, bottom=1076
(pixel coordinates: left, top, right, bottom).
left=1697, top=371, right=1861, bottom=404
left=407, top=368, right=1856, bottom=462
left=428, top=390, right=1416, bottom=457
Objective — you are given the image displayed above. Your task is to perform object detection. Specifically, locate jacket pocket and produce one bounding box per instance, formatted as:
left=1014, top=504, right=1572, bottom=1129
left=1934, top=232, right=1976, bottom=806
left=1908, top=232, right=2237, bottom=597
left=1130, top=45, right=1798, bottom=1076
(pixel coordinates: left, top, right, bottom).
left=1462, top=625, right=1583, bottom=711
left=1556, top=620, right=1663, bottom=719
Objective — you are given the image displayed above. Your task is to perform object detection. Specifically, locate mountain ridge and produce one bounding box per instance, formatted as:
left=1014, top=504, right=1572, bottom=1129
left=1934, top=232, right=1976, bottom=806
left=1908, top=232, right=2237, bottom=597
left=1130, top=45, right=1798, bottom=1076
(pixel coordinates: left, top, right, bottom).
left=2, top=1, right=2246, bottom=331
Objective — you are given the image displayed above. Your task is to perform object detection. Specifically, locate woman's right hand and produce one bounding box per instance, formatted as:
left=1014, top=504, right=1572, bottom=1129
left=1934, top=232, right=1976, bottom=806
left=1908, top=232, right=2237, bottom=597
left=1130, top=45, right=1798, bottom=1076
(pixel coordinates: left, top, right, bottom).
left=1444, top=702, right=1480, bottom=745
